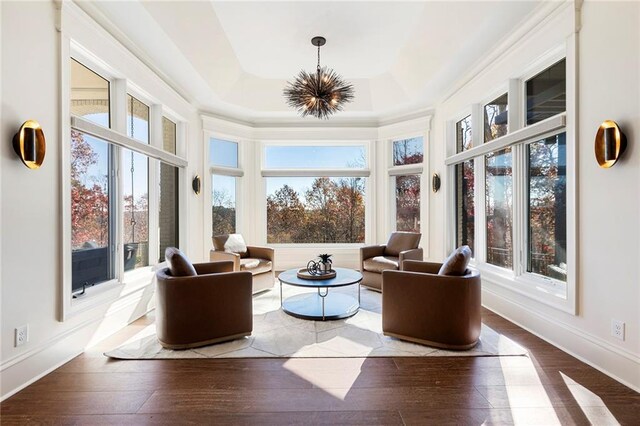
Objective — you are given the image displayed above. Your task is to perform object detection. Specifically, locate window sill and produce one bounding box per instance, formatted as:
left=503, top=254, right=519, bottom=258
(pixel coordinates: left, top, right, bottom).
left=267, top=243, right=365, bottom=249
left=67, top=279, right=124, bottom=320
left=64, top=267, right=156, bottom=321
left=475, top=262, right=574, bottom=315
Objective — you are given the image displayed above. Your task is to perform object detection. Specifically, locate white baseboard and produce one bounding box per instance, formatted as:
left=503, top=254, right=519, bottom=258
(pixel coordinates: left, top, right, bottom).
left=0, top=285, right=154, bottom=401
left=483, top=287, right=640, bottom=393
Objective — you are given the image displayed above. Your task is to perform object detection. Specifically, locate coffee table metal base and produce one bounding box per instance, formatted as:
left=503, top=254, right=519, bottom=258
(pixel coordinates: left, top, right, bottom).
left=282, top=291, right=359, bottom=321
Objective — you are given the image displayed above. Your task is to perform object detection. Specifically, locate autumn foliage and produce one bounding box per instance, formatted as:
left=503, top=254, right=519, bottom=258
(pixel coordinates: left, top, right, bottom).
left=71, top=130, right=109, bottom=250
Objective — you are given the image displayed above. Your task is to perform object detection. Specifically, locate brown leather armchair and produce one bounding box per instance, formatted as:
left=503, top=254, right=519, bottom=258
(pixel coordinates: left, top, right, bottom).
left=156, top=260, right=253, bottom=349
left=359, top=232, right=422, bottom=291
left=382, top=260, right=481, bottom=350
left=210, top=234, right=275, bottom=294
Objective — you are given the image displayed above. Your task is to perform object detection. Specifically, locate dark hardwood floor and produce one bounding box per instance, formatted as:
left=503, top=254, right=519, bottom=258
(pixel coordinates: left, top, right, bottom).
left=1, top=308, right=638, bottom=425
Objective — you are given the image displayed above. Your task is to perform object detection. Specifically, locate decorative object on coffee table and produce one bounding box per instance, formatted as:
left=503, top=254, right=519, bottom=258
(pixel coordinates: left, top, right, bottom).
left=297, top=267, right=337, bottom=280
left=318, top=253, right=333, bottom=272
left=300, top=253, right=335, bottom=279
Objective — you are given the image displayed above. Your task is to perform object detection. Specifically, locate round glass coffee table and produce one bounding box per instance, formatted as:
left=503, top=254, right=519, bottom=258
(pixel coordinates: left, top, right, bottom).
left=278, top=267, right=363, bottom=321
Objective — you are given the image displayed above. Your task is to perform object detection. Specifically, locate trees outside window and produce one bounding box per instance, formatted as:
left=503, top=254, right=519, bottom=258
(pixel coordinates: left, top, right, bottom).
left=447, top=57, right=570, bottom=308
left=266, top=177, right=365, bottom=244
left=263, top=144, right=368, bottom=244
left=212, top=174, right=236, bottom=237
left=210, top=138, right=241, bottom=237
left=390, top=137, right=423, bottom=233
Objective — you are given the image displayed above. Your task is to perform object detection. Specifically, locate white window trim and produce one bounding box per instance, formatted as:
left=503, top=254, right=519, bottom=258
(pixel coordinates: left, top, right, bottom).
left=259, top=140, right=372, bottom=247
left=446, top=44, right=576, bottom=315
left=61, top=36, right=187, bottom=320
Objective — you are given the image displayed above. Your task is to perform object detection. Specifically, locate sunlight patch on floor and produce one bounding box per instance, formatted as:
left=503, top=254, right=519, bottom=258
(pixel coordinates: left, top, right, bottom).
left=282, top=357, right=368, bottom=400
left=561, top=372, right=621, bottom=425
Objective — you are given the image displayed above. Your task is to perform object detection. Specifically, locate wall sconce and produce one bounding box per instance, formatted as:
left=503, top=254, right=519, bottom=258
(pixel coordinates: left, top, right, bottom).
left=192, top=175, right=201, bottom=195
left=13, top=120, right=46, bottom=169
left=595, top=120, right=627, bottom=168
left=432, top=173, right=441, bottom=193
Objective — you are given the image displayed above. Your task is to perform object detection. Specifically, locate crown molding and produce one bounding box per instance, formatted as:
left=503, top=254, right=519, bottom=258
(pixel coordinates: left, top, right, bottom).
left=438, top=0, right=572, bottom=106
left=70, top=0, right=195, bottom=108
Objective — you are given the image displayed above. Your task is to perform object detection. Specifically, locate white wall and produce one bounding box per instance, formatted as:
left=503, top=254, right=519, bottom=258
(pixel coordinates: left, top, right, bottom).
left=430, top=1, right=639, bottom=390
left=0, top=1, right=202, bottom=400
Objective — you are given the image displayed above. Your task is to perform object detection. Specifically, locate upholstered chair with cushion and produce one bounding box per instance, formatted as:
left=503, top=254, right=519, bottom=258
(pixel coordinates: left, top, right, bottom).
left=210, top=234, right=275, bottom=294
left=156, top=247, right=253, bottom=350
left=381, top=246, right=481, bottom=350
left=359, top=232, right=423, bottom=291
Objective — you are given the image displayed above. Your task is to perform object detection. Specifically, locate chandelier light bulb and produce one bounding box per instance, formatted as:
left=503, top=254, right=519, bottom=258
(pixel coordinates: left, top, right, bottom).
left=283, top=36, right=355, bottom=119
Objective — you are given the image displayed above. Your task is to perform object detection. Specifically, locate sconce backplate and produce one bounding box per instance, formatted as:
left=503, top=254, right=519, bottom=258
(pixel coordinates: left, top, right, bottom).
left=13, top=120, right=46, bottom=169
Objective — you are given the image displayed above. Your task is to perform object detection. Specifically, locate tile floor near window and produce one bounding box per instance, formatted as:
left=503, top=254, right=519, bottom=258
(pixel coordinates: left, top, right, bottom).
left=1, top=309, right=638, bottom=425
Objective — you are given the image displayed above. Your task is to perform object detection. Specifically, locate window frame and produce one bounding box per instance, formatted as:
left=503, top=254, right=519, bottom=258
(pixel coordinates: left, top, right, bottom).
left=445, top=48, right=576, bottom=314
left=387, top=134, right=425, bottom=234
left=207, top=133, right=244, bottom=239
left=61, top=41, right=187, bottom=320
left=260, top=140, right=372, bottom=247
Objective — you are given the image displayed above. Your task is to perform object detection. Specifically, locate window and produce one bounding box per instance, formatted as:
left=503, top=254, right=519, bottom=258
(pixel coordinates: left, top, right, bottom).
left=265, top=145, right=365, bottom=169
left=395, top=175, right=420, bottom=233
left=389, top=137, right=423, bottom=233
left=393, top=137, right=423, bottom=166
left=212, top=174, right=236, bottom=236
left=527, top=133, right=566, bottom=280
left=70, top=131, right=115, bottom=293
left=162, top=117, right=176, bottom=154
left=263, top=144, right=369, bottom=244
left=210, top=138, right=238, bottom=168
left=266, top=177, right=365, bottom=244
left=486, top=148, right=513, bottom=269
left=526, top=59, right=566, bottom=125
left=70, top=59, right=114, bottom=293
left=446, top=57, right=570, bottom=310
left=484, top=94, right=508, bottom=142
left=210, top=138, right=242, bottom=237
left=455, top=160, right=475, bottom=254
left=67, top=56, right=186, bottom=305
left=122, top=149, right=149, bottom=270
left=126, top=95, right=149, bottom=143
left=123, top=95, right=150, bottom=270
left=70, top=59, right=110, bottom=127
left=457, top=115, right=473, bottom=152
left=159, top=118, right=179, bottom=262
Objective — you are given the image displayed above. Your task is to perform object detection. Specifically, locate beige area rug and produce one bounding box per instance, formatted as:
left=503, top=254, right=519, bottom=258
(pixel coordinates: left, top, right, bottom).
left=106, top=285, right=527, bottom=359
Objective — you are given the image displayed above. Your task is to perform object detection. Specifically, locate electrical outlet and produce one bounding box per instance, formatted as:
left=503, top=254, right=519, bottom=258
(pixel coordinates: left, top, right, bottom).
left=15, top=325, right=29, bottom=347
left=611, top=319, right=625, bottom=341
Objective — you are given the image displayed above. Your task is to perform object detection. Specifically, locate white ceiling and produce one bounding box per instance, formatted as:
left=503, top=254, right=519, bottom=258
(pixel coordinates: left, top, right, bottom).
left=211, top=2, right=428, bottom=79
left=82, top=1, right=544, bottom=122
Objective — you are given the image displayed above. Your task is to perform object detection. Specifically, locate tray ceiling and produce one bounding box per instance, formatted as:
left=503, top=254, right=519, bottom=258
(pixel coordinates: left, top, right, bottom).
left=81, top=1, right=544, bottom=122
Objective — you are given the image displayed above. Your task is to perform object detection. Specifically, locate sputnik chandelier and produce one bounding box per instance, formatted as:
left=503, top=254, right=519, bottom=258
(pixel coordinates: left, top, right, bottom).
left=284, top=36, right=354, bottom=119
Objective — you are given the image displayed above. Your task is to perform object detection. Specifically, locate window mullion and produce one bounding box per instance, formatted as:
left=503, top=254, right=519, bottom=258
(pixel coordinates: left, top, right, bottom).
left=112, top=79, right=127, bottom=281
left=475, top=156, right=486, bottom=263
left=512, top=143, right=526, bottom=276
left=148, top=105, right=163, bottom=265
left=508, top=78, right=522, bottom=134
